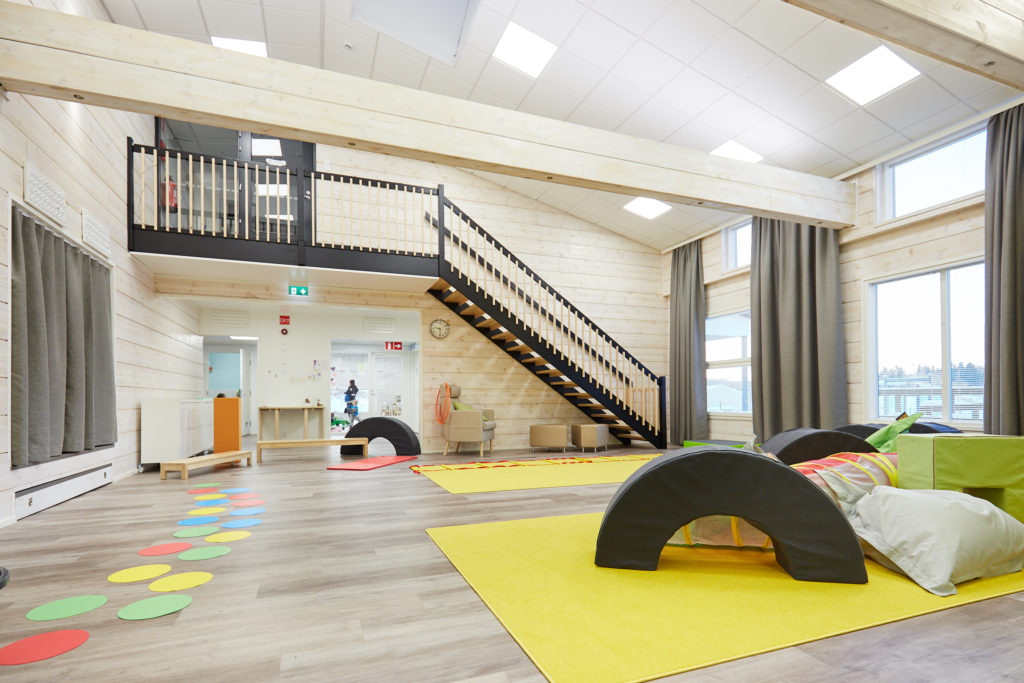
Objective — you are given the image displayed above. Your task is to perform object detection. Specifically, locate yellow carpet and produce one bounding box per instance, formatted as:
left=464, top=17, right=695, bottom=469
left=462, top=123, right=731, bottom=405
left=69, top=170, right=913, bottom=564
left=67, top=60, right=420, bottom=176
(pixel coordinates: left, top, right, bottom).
left=428, top=513, right=1024, bottom=683
left=412, top=455, right=657, bottom=494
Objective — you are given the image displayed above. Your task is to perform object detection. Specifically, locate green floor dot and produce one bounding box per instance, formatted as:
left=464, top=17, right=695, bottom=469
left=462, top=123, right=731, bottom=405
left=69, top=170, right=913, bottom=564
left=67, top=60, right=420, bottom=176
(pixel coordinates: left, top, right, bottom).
left=191, top=482, right=222, bottom=487
left=178, top=546, right=231, bottom=561
left=174, top=526, right=219, bottom=538
left=117, top=594, right=192, bottom=621
left=26, top=595, right=108, bottom=621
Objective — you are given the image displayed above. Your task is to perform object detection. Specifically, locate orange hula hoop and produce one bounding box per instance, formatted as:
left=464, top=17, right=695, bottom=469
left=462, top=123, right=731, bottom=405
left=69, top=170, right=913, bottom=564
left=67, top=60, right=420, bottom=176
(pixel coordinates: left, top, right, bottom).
left=435, top=383, right=452, bottom=424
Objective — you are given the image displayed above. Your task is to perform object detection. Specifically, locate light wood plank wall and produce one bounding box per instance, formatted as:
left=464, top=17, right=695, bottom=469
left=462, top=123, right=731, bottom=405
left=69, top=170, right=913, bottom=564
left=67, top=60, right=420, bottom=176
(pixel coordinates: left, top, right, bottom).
left=675, top=166, right=985, bottom=443
left=0, top=0, right=203, bottom=525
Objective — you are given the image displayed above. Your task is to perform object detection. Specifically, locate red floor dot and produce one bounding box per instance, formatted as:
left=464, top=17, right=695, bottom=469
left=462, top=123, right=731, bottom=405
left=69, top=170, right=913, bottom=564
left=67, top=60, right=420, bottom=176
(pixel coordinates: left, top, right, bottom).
left=231, top=500, right=265, bottom=507
left=139, top=542, right=193, bottom=556
left=186, top=488, right=219, bottom=494
left=227, top=493, right=259, bottom=500
left=0, top=630, right=89, bottom=665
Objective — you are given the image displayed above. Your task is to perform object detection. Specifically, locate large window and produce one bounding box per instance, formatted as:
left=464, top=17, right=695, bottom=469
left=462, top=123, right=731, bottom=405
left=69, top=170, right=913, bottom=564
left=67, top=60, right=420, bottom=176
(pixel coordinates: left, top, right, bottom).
left=871, top=262, right=984, bottom=422
left=722, top=220, right=751, bottom=271
left=882, top=127, right=986, bottom=219
left=706, top=311, right=751, bottom=413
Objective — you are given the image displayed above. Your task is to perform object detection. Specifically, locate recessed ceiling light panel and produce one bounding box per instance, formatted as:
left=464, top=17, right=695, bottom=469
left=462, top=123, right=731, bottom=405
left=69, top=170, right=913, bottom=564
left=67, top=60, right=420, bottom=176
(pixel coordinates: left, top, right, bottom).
left=710, top=140, right=764, bottom=164
left=492, top=22, right=557, bottom=78
left=211, top=36, right=268, bottom=57
left=624, top=197, right=671, bottom=220
left=825, top=45, right=920, bottom=106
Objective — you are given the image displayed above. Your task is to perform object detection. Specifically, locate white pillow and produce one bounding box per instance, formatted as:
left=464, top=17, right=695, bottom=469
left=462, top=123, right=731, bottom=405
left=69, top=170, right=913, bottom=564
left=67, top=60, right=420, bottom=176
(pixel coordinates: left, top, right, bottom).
left=850, top=486, right=1024, bottom=596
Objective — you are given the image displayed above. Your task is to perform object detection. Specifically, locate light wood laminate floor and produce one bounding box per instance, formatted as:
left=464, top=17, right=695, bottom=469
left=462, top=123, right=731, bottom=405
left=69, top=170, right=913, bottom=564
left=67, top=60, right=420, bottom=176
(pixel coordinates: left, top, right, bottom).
left=2, top=441, right=1024, bottom=682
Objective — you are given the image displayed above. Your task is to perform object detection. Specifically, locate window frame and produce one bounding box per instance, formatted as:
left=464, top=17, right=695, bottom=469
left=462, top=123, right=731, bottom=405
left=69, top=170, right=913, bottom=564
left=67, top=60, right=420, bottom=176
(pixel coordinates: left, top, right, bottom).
left=705, top=308, right=752, bottom=416
left=876, top=122, right=987, bottom=221
left=721, top=219, right=752, bottom=273
left=866, top=258, right=984, bottom=424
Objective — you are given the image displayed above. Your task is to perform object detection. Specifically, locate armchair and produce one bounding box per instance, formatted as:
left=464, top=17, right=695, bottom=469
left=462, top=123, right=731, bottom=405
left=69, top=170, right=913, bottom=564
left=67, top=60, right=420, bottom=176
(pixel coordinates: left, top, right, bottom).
left=443, top=384, right=496, bottom=456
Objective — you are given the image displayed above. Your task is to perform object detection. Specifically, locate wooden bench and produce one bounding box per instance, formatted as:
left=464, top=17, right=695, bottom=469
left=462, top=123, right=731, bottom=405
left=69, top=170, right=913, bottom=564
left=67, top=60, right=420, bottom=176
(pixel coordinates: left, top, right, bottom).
left=160, top=450, right=252, bottom=480
left=256, top=437, right=369, bottom=463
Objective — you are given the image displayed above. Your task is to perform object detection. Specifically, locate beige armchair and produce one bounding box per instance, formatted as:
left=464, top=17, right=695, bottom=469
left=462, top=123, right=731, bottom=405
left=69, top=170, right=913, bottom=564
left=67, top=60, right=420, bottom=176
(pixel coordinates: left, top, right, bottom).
left=443, top=384, right=496, bottom=456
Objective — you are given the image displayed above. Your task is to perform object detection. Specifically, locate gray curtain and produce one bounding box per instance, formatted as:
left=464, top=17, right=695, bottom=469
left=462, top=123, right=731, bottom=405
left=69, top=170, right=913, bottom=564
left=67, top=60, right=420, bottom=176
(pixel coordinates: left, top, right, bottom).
left=11, top=206, right=117, bottom=468
left=984, top=104, right=1024, bottom=435
left=669, top=241, right=708, bottom=442
left=750, top=217, right=846, bottom=442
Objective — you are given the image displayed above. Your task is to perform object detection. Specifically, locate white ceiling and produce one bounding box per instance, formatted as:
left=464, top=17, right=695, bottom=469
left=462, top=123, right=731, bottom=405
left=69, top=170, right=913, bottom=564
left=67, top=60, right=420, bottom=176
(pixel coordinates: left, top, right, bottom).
left=101, top=0, right=1022, bottom=251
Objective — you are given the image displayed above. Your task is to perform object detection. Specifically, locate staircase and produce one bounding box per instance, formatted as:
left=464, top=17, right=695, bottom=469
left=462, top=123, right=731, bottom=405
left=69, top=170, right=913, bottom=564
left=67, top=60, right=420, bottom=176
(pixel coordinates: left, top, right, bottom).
left=428, top=197, right=666, bottom=448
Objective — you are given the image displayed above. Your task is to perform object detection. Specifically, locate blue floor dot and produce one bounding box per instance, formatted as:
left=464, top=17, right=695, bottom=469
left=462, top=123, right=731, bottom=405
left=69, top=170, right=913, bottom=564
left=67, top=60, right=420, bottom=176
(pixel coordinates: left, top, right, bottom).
left=178, top=516, right=219, bottom=526
left=222, top=518, right=262, bottom=528
left=220, top=488, right=250, bottom=494
left=194, top=499, right=227, bottom=507
left=229, top=508, right=265, bottom=516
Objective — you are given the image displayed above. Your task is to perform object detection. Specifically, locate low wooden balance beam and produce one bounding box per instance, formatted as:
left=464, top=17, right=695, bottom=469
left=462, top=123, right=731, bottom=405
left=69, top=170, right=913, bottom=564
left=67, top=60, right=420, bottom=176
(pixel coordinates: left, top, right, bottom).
left=256, top=437, right=369, bottom=463
left=160, top=449, right=252, bottom=480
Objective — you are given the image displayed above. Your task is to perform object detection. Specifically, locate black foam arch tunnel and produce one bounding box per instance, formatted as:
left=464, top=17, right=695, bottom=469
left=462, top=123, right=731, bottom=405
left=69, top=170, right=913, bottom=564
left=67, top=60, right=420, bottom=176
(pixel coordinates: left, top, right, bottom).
left=341, top=417, right=422, bottom=456
left=594, top=446, right=867, bottom=584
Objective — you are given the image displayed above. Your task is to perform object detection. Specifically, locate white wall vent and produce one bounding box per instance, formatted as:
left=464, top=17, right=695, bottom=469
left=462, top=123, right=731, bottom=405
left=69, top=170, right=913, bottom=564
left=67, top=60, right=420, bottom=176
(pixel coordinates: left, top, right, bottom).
left=363, top=317, right=396, bottom=335
left=24, top=164, right=67, bottom=226
left=82, top=211, right=113, bottom=258
left=210, top=310, right=250, bottom=327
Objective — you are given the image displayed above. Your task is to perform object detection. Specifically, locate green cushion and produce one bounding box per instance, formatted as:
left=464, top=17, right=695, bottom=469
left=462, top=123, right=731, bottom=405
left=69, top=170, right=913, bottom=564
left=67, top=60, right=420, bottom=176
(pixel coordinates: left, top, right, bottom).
left=866, top=412, right=922, bottom=452
left=452, top=400, right=473, bottom=411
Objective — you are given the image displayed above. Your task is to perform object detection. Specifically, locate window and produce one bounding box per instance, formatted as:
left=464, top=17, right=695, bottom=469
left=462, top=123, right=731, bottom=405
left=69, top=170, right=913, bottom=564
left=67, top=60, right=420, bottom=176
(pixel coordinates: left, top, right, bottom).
left=722, top=220, right=751, bottom=271
left=882, top=127, right=986, bottom=219
left=870, top=262, right=984, bottom=422
left=706, top=311, right=751, bottom=413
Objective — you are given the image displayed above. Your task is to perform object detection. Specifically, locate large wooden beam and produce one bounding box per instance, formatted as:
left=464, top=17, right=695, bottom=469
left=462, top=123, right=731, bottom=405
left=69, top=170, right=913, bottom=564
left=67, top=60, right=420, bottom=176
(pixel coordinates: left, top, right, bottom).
left=785, top=0, right=1024, bottom=91
left=0, top=1, right=856, bottom=227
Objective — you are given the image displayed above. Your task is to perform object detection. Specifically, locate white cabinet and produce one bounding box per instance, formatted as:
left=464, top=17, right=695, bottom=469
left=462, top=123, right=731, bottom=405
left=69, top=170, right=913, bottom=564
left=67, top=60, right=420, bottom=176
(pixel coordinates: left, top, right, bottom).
left=141, top=398, right=214, bottom=464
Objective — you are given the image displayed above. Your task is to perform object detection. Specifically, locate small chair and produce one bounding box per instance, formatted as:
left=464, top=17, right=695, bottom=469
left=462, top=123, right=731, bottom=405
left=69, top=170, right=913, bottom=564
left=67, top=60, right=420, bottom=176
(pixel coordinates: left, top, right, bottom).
left=572, top=423, right=609, bottom=453
left=444, top=384, right=496, bottom=457
left=530, top=424, right=568, bottom=452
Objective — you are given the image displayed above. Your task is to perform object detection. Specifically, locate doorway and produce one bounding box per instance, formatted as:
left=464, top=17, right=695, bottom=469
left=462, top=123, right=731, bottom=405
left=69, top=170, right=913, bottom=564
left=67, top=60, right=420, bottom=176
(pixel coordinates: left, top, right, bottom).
left=203, top=336, right=258, bottom=436
left=330, top=341, right=419, bottom=433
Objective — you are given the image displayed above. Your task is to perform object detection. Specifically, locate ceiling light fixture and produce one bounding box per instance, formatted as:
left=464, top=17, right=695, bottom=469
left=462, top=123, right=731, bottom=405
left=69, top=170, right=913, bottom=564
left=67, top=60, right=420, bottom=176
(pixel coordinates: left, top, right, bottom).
left=826, top=45, right=920, bottom=105
left=229, top=336, right=258, bottom=341
left=256, top=183, right=288, bottom=197
left=210, top=36, right=268, bottom=57
left=624, top=197, right=671, bottom=220
left=492, top=22, right=557, bottom=78
left=710, top=140, right=764, bottom=164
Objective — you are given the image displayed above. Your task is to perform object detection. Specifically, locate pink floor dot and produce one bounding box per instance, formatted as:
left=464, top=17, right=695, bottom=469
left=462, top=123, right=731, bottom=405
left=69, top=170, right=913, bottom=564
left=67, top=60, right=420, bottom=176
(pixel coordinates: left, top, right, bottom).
left=231, top=500, right=265, bottom=507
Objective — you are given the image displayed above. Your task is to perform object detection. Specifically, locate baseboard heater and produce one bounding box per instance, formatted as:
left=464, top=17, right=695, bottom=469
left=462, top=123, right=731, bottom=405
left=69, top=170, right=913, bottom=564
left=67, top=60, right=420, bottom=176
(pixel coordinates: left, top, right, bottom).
left=14, top=464, right=113, bottom=519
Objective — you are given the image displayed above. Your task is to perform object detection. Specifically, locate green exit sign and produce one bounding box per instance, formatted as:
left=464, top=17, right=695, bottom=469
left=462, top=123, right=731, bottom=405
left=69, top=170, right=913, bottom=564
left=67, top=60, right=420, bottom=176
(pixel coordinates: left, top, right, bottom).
left=289, top=285, right=309, bottom=296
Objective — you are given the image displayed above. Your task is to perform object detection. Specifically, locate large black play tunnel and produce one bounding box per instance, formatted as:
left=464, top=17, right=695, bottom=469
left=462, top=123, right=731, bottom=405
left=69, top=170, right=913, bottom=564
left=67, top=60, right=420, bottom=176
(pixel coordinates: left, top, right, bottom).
left=341, top=416, right=421, bottom=456
left=594, top=446, right=867, bottom=584
left=760, top=428, right=877, bottom=465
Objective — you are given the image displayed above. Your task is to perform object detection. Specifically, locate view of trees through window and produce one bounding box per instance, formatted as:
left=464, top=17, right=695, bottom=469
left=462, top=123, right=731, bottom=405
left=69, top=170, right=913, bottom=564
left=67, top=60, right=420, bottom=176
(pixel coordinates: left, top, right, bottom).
left=705, top=311, right=751, bottom=413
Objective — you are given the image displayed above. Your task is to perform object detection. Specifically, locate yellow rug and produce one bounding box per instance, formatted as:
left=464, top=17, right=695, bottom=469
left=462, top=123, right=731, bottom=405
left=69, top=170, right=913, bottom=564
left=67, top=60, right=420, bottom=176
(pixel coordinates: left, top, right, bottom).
left=427, top=513, right=1024, bottom=683
left=411, top=455, right=657, bottom=494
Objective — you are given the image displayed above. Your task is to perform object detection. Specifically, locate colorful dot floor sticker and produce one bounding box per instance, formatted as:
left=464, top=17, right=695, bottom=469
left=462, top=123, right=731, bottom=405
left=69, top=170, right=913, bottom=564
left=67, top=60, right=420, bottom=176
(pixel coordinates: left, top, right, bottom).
left=186, top=487, right=219, bottom=494
left=194, top=493, right=227, bottom=501
left=219, top=488, right=249, bottom=494
left=149, top=572, right=213, bottom=592
left=174, top=526, right=219, bottom=538
left=0, top=630, right=90, bottom=665
left=107, top=564, right=172, bottom=583
left=139, top=543, right=192, bottom=556
left=231, top=500, right=265, bottom=507
left=228, top=493, right=259, bottom=499
left=189, top=506, right=226, bottom=515
left=221, top=518, right=262, bottom=529
left=205, top=531, right=251, bottom=543
left=194, top=499, right=228, bottom=507
left=26, top=596, right=108, bottom=622
left=230, top=508, right=264, bottom=516
left=192, top=482, right=222, bottom=487
left=117, top=595, right=192, bottom=621
left=178, top=516, right=219, bottom=526
left=178, top=546, right=231, bottom=561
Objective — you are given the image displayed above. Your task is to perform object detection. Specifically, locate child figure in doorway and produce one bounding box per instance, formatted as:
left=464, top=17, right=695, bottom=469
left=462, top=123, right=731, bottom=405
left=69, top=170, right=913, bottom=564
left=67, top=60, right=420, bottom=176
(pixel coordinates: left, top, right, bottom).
left=344, top=379, right=360, bottom=424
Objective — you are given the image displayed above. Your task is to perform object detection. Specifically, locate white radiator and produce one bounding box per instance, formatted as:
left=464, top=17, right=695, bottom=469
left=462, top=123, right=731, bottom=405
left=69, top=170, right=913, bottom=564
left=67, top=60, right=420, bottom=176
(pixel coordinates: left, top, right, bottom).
left=14, top=465, right=113, bottom=519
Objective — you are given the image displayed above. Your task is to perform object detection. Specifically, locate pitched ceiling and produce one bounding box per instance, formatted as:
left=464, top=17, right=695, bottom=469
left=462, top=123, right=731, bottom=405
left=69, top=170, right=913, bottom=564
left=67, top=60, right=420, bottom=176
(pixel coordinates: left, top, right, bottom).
left=100, top=0, right=1022, bottom=251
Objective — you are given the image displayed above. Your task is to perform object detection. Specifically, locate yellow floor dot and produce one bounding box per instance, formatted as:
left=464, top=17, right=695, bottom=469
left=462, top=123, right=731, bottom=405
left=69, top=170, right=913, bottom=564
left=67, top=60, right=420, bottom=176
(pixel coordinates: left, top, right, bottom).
left=188, top=507, right=226, bottom=515
left=108, top=564, right=172, bottom=583
left=205, top=531, right=251, bottom=543
left=194, top=493, right=227, bottom=501
left=148, top=571, right=213, bottom=592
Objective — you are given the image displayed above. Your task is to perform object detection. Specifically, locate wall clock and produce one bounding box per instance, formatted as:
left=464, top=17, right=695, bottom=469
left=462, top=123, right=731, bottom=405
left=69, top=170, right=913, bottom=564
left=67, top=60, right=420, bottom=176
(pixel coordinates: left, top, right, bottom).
left=430, top=318, right=450, bottom=339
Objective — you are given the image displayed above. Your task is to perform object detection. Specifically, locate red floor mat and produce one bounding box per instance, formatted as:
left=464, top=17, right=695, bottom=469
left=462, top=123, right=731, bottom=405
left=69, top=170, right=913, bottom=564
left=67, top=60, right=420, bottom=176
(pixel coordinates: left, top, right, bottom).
left=327, top=455, right=417, bottom=471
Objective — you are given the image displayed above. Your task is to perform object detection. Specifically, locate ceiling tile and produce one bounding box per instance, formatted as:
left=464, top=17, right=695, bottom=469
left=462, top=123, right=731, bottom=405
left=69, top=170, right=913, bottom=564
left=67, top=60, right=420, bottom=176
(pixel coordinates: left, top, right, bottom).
left=264, top=0, right=321, bottom=12
left=666, top=118, right=730, bottom=153
left=782, top=19, right=879, bottom=81
left=429, top=45, right=490, bottom=86
left=264, top=7, right=319, bottom=46
left=323, top=0, right=354, bottom=20
left=134, top=0, right=206, bottom=35
left=519, top=82, right=580, bottom=120
left=735, top=0, right=822, bottom=53
left=769, top=136, right=844, bottom=173
left=479, top=0, right=517, bottom=17
left=421, top=65, right=475, bottom=99
left=372, top=37, right=428, bottom=88
left=810, top=156, right=856, bottom=177
left=622, top=97, right=686, bottom=141
left=462, top=3, right=508, bottom=54
left=512, top=0, right=586, bottom=44
left=101, top=0, right=144, bottom=28
left=324, top=51, right=373, bottom=78
left=655, top=68, right=727, bottom=119
left=564, top=10, right=637, bottom=71
left=534, top=50, right=604, bottom=103
left=475, top=59, right=536, bottom=106
left=885, top=43, right=941, bottom=75
left=538, top=183, right=591, bottom=210
left=865, top=76, right=959, bottom=131
left=691, top=28, right=775, bottom=89
left=566, top=103, right=620, bottom=131
left=734, top=58, right=817, bottom=113
left=644, top=1, right=727, bottom=64
left=468, top=86, right=520, bottom=109
left=200, top=0, right=264, bottom=40
left=695, top=92, right=768, bottom=138
left=735, top=115, right=805, bottom=157
left=268, top=43, right=321, bottom=68
left=814, top=110, right=895, bottom=156
left=583, top=74, right=649, bottom=122
left=777, top=84, right=858, bottom=134
left=610, top=41, right=684, bottom=96
left=324, top=17, right=377, bottom=68
left=692, top=0, right=758, bottom=23
left=588, top=0, right=672, bottom=36
left=847, top=131, right=911, bottom=165
left=901, top=102, right=977, bottom=141
left=966, top=84, right=1022, bottom=112
left=928, top=63, right=1002, bottom=101
left=503, top=177, right=548, bottom=199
